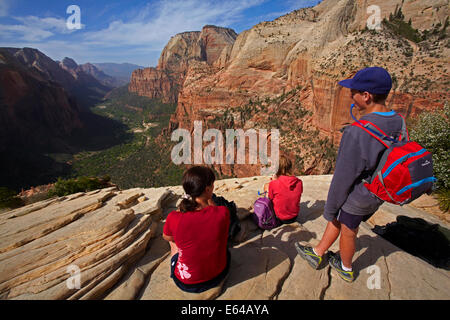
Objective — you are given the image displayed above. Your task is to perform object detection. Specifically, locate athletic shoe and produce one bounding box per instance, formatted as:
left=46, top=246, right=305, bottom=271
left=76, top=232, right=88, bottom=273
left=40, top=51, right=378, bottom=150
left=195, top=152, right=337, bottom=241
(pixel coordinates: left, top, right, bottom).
left=295, top=242, right=323, bottom=269
left=328, top=252, right=354, bottom=282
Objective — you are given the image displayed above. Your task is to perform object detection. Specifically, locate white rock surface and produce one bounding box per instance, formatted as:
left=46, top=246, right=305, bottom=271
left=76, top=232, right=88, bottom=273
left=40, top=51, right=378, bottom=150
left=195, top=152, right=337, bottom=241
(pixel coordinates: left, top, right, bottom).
left=0, top=176, right=448, bottom=300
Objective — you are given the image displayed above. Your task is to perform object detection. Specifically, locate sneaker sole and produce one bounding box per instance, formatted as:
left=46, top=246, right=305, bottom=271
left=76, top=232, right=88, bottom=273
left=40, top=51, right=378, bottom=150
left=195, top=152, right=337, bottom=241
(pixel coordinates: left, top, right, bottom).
left=295, top=243, right=321, bottom=270
left=331, top=270, right=354, bottom=283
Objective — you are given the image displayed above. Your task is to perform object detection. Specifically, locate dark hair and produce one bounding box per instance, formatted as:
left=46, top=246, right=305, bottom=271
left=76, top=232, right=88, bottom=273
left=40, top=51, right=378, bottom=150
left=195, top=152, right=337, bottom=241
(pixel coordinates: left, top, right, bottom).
left=353, top=90, right=389, bottom=103
left=371, top=93, right=389, bottom=103
left=276, top=154, right=293, bottom=176
left=179, top=166, right=216, bottom=213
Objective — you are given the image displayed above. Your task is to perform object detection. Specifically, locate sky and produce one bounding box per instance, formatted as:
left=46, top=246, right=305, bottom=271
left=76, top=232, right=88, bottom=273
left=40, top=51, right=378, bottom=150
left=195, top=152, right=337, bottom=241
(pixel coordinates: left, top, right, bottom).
left=0, top=0, right=321, bottom=67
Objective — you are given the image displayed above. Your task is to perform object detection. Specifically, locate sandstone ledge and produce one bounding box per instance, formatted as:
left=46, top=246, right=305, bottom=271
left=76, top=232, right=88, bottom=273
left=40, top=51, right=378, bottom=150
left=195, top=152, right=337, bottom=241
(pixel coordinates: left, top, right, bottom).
left=0, top=175, right=448, bottom=300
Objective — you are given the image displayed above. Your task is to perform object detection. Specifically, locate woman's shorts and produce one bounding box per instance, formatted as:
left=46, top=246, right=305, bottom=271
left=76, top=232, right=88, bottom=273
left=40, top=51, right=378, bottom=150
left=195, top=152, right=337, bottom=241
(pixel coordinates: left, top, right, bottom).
left=276, top=216, right=298, bottom=225
left=170, top=250, right=231, bottom=293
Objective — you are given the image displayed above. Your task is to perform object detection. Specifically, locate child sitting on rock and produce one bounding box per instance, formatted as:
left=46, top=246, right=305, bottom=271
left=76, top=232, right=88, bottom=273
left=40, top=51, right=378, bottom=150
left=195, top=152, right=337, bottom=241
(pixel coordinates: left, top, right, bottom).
left=163, top=166, right=231, bottom=293
left=263, top=155, right=303, bottom=224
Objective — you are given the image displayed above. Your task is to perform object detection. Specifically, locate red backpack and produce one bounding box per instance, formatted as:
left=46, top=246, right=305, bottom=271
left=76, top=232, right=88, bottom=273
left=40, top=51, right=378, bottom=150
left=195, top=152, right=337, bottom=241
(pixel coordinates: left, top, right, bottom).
left=351, top=105, right=436, bottom=205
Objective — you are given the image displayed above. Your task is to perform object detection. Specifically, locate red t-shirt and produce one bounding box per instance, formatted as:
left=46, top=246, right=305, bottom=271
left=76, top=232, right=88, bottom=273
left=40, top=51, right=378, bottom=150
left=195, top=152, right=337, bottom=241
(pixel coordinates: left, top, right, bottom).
left=269, top=175, right=303, bottom=221
left=163, top=205, right=230, bottom=284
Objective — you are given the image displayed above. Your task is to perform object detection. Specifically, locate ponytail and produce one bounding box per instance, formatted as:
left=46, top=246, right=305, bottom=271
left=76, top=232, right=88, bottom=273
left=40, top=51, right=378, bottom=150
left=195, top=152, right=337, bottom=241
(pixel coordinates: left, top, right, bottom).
left=178, top=166, right=216, bottom=213
left=179, top=198, right=198, bottom=213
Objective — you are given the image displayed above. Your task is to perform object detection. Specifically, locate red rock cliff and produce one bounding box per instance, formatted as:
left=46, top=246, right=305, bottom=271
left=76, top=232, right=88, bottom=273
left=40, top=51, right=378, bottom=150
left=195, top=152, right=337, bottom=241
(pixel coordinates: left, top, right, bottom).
left=135, top=0, right=450, bottom=177
left=129, top=26, right=237, bottom=103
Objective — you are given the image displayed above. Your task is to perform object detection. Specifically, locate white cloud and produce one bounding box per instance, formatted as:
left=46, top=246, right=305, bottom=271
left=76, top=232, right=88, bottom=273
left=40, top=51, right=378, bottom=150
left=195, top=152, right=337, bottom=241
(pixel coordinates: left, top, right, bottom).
left=83, top=0, right=266, bottom=48
left=0, top=0, right=268, bottom=66
left=0, top=15, right=82, bottom=42
left=0, top=24, right=54, bottom=42
left=15, top=16, right=73, bottom=34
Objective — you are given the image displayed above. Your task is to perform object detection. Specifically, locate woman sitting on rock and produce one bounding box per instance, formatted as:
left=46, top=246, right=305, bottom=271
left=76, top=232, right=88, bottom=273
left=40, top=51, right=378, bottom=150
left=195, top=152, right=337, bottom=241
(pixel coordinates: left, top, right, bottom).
left=163, top=166, right=231, bottom=293
left=264, top=154, right=303, bottom=224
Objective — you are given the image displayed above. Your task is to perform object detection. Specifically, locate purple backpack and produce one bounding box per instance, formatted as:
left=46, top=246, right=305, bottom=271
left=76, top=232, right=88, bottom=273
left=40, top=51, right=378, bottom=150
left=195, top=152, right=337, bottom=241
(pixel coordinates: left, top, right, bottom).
left=252, top=193, right=280, bottom=230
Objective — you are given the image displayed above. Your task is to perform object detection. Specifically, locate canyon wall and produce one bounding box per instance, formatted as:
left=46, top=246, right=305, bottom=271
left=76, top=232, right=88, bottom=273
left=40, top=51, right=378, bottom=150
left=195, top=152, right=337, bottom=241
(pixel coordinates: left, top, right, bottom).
left=131, top=0, right=449, bottom=177
left=129, top=26, right=238, bottom=103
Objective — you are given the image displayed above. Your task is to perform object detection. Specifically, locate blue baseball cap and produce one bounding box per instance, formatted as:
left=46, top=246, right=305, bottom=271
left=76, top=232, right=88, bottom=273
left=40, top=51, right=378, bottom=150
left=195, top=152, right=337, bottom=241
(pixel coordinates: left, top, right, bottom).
left=338, top=67, right=392, bottom=95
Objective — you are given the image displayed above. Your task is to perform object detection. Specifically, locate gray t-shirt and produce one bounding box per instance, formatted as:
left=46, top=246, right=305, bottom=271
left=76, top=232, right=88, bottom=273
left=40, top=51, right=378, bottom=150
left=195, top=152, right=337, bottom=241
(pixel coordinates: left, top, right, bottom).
left=323, top=111, right=404, bottom=219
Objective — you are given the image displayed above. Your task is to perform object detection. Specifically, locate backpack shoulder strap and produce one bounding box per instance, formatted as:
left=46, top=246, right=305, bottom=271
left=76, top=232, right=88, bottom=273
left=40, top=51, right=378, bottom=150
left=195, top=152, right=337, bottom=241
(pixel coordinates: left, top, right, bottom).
left=397, top=113, right=410, bottom=142
left=352, top=120, right=391, bottom=148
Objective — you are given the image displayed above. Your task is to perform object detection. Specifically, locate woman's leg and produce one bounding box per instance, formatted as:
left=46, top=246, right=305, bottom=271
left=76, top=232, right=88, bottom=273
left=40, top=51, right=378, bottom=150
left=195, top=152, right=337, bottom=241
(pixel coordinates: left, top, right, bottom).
left=314, top=219, right=341, bottom=256
left=263, top=183, right=269, bottom=194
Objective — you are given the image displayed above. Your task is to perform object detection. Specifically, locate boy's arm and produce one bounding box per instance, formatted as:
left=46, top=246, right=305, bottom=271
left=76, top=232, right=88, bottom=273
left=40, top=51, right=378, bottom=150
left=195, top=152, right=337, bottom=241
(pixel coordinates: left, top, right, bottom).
left=323, top=127, right=367, bottom=221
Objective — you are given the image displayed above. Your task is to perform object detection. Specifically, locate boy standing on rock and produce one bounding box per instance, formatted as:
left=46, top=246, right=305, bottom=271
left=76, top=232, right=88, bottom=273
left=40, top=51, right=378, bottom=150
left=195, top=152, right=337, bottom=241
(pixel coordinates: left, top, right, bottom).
left=295, top=67, right=404, bottom=282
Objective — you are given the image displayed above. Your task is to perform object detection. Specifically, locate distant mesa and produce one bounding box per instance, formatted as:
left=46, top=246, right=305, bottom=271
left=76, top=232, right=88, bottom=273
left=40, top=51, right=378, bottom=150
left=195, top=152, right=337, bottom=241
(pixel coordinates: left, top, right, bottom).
left=93, top=63, right=145, bottom=87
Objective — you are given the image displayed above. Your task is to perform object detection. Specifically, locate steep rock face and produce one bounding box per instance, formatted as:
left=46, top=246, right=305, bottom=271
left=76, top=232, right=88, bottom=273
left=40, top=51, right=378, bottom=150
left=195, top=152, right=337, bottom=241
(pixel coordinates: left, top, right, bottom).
left=57, top=57, right=113, bottom=105
left=59, top=58, right=119, bottom=88
left=162, top=0, right=448, bottom=177
left=0, top=47, right=123, bottom=190
left=7, top=48, right=76, bottom=90
left=0, top=48, right=112, bottom=110
left=129, top=26, right=238, bottom=103
left=0, top=49, right=82, bottom=153
left=129, top=68, right=180, bottom=103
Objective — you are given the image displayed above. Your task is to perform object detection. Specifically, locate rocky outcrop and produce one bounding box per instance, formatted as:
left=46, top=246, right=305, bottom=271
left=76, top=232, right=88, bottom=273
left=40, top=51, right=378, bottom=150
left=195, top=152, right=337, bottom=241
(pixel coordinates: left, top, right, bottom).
left=1, top=175, right=448, bottom=300
left=129, top=26, right=238, bottom=103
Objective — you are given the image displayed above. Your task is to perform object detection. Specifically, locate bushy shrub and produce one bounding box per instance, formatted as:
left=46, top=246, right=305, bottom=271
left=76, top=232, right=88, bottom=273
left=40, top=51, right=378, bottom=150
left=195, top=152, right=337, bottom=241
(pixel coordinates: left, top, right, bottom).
left=409, top=104, right=449, bottom=212
left=409, top=104, right=449, bottom=190
left=0, top=187, right=23, bottom=209
left=436, top=189, right=450, bottom=212
left=48, top=176, right=110, bottom=197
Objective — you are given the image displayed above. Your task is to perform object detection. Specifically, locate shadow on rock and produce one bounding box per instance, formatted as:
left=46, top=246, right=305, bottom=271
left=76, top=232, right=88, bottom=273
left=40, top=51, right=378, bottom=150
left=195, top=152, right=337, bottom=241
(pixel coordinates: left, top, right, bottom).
left=350, top=234, right=401, bottom=279
left=219, top=222, right=317, bottom=299
left=298, top=200, right=326, bottom=224
left=262, top=223, right=317, bottom=262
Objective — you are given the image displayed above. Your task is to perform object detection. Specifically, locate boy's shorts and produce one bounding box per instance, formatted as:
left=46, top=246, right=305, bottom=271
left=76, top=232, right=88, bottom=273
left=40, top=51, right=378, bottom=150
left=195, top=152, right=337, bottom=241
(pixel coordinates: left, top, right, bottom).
left=337, top=208, right=375, bottom=230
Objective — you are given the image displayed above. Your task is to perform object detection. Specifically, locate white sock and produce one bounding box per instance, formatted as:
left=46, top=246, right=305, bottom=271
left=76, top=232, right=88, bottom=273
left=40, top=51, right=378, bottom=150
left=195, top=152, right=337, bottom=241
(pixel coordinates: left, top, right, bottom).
left=341, top=261, right=352, bottom=272
left=312, top=248, right=321, bottom=257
